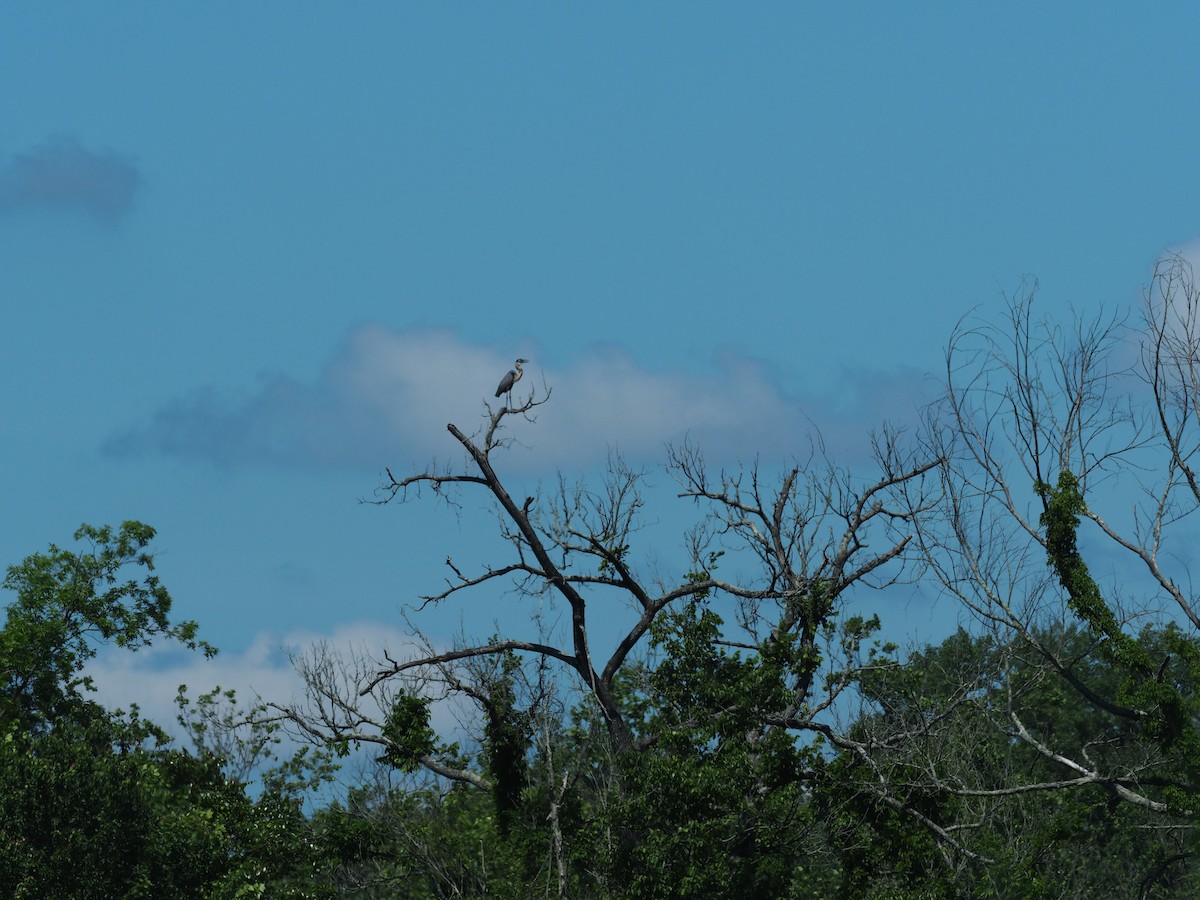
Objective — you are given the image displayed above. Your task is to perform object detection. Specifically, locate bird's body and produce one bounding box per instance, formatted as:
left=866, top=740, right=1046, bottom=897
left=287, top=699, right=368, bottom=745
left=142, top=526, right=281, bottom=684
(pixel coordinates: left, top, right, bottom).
left=495, top=358, right=528, bottom=398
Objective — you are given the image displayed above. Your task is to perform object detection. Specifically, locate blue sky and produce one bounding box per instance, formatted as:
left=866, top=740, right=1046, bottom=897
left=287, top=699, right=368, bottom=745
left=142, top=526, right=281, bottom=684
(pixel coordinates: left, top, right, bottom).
left=3, top=5, right=1199, bottom=730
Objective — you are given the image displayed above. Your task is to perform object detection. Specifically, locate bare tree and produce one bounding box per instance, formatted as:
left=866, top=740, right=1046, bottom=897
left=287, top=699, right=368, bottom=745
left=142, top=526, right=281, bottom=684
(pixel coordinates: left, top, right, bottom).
left=267, top=377, right=941, bottom=808
left=883, top=275, right=1200, bottom=880
left=1135, top=252, right=1200, bottom=630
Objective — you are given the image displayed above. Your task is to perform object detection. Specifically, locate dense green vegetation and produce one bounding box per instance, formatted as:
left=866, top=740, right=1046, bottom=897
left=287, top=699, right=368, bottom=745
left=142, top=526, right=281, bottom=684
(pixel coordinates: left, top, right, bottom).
left=7, top=265, right=1200, bottom=897
left=0, top=523, right=333, bottom=898
left=3, top=522, right=1199, bottom=897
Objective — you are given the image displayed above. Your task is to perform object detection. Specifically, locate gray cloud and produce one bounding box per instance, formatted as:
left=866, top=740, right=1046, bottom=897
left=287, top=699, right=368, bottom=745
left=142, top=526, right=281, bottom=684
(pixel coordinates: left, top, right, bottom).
left=105, top=326, right=937, bottom=472
left=0, top=137, right=140, bottom=221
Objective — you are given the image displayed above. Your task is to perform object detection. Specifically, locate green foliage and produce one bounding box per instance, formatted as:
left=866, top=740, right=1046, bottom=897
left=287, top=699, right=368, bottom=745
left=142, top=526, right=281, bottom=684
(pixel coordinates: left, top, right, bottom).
left=844, top=623, right=1200, bottom=896
left=0, top=524, right=335, bottom=898
left=0, top=687, right=334, bottom=898
left=1037, top=472, right=1150, bottom=673
left=1, top=521, right=214, bottom=731
left=6, top=476, right=1200, bottom=898
left=481, top=651, right=531, bottom=833
left=314, top=779, right=534, bottom=898
left=1038, top=472, right=1200, bottom=782
left=379, top=690, right=437, bottom=773
left=175, top=684, right=339, bottom=798
left=573, top=598, right=817, bottom=897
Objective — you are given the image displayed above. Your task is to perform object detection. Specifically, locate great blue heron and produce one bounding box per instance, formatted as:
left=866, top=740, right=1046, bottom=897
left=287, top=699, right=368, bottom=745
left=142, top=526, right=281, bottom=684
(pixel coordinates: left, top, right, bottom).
left=495, top=358, right=528, bottom=399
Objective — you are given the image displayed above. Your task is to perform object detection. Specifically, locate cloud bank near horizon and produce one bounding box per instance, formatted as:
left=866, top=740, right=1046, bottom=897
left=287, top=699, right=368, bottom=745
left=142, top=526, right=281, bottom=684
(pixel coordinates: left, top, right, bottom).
left=87, top=620, right=465, bottom=759
left=106, top=325, right=937, bottom=473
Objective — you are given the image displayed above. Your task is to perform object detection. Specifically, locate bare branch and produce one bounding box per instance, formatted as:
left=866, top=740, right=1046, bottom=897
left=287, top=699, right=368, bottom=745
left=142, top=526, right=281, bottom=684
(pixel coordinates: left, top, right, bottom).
left=360, top=639, right=578, bottom=696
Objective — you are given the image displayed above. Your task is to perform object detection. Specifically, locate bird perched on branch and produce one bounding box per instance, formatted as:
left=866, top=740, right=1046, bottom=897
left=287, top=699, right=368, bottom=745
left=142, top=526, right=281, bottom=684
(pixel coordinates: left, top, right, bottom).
left=495, top=358, right=528, bottom=399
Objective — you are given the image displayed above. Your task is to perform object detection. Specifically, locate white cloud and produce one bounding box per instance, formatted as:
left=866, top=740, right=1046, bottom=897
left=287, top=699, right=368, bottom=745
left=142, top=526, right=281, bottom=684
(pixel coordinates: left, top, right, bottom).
left=1169, top=238, right=1200, bottom=268
left=107, top=326, right=935, bottom=472
left=86, top=620, right=461, bottom=754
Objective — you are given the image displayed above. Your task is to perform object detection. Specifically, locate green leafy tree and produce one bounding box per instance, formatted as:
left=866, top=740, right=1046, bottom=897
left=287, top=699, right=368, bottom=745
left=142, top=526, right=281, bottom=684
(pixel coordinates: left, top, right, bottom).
left=0, top=523, right=335, bottom=898
left=584, top=598, right=820, bottom=897
left=842, top=624, right=1200, bottom=898
left=0, top=521, right=212, bottom=730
